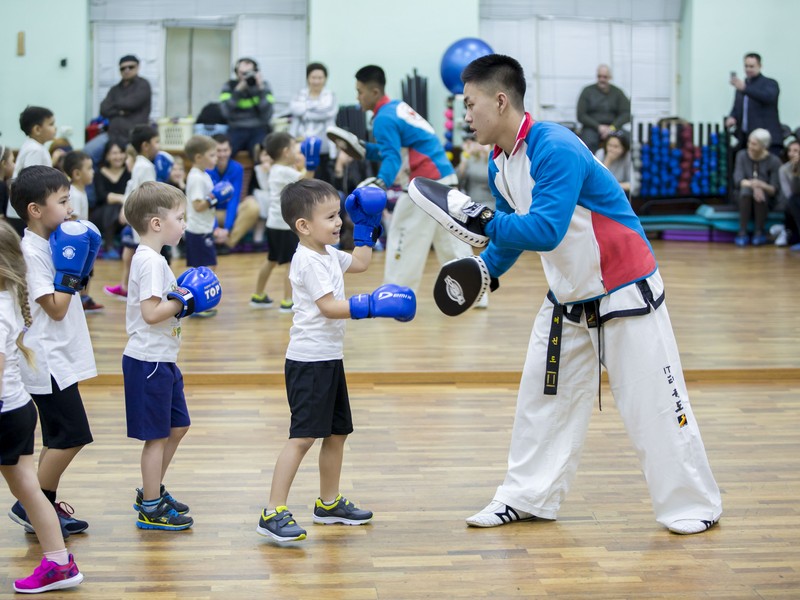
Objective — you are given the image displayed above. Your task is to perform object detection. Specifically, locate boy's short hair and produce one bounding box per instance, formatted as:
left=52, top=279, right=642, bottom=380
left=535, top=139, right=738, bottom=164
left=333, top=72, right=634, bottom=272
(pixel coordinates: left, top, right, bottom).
left=281, top=179, right=338, bottom=234
left=211, top=133, right=231, bottom=146
left=9, top=166, right=70, bottom=223
left=63, top=151, right=91, bottom=178
left=19, top=106, right=54, bottom=136
left=184, top=135, right=216, bottom=163
left=461, top=54, right=526, bottom=112
left=130, top=124, right=159, bottom=154
left=125, top=181, right=186, bottom=235
left=265, top=131, right=295, bottom=161
left=355, top=65, right=386, bottom=90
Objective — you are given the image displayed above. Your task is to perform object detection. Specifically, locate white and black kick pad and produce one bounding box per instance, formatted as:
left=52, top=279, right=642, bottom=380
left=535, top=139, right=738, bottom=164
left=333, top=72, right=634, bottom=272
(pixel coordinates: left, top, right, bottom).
left=326, top=126, right=366, bottom=160
left=433, top=256, right=490, bottom=316
left=408, top=178, right=490, bottom=247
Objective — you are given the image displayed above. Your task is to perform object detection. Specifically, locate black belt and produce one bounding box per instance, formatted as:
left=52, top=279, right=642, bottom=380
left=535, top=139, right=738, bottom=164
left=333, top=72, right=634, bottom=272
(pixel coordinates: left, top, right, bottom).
left=544, top=292, right=602, bottom=408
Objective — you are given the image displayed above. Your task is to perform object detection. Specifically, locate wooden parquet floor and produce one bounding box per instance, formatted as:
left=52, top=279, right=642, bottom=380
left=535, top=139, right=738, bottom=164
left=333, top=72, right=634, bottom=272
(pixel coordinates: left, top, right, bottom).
left=1, top=241, right=799, bottom=598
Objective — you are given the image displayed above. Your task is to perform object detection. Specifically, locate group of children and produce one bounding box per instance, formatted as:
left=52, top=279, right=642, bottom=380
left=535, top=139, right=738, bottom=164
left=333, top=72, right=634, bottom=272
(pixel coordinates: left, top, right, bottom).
left=0, top=107, right=416, bottom=592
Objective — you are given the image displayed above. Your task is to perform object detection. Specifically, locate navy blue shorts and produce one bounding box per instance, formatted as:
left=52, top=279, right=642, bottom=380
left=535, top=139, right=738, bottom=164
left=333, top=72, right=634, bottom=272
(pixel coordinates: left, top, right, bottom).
left=121, top=225, right=138, bottom=249
left=266, top=228, right=299, bottom=265
left=30, top=378, right=93, bottom=449
left=123, top=356, right=191, bottom=440
left=184, top=231, right=217, bottom=268
left=284, top=359, right=353, bottom=439
left=0, top=402, right=37, bottom=465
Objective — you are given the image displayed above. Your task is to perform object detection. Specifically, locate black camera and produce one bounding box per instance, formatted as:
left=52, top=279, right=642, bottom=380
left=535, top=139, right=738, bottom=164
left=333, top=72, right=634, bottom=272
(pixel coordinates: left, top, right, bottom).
left=243, top=71, right=257, bottom=87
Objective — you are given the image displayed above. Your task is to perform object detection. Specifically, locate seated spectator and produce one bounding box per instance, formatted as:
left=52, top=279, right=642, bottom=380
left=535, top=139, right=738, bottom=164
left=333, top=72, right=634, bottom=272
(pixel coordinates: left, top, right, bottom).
left=288, top=62, right=338, bottom=184
left=90, top=139, right=130, bottom=258
left=167, top=155, right=186, bottom=192
left=0, top=144, right=15, bottom=219
left=733, top=128, right=781, bottom=246
left=457, top=136, right=494, bottom=209
left=779, top=139, right=800, bottom=250
left=594, top=131, right=632, bottom=194
left=577, top=64, right=631, bottom=153
left=207, top=133, right=260, bottom=251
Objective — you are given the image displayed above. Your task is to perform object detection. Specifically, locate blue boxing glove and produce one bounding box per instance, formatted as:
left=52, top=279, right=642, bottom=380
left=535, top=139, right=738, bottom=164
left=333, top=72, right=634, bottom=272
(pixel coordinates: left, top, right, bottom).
left=301, top=136, right=322, bottom=171
left=349, top=284, right=416, bottom=322
left=154, top=151, right=175, bottom=183
left=167, top=267, right=222, bottom=318
left=78, top=220, right=102, bottom=289
left=345, top=187, right=386, bottom=247
left=50, top=221, right=92, bottom=294
left=206, top=181, right=234, bottom=208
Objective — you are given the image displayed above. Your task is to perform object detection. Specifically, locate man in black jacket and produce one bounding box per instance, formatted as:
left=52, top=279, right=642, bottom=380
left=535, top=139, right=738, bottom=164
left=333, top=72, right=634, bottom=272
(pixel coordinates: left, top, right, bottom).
left=100, top=55, right=152, bottom=143
left=219, top=57, right=274, bottom=160
left=726, top=53, right=783, bottom=155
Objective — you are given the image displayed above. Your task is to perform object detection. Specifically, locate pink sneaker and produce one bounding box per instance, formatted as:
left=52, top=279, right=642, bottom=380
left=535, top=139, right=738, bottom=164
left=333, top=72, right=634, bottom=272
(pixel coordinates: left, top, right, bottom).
left=103, top=284, right=128, bottom=300
left=13, top=555, right=83, bottom=593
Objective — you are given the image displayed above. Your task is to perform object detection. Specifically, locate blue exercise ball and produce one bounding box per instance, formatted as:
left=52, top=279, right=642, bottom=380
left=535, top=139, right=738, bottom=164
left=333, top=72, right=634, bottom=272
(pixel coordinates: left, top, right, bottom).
left=440, top=38, right=494, bottom=94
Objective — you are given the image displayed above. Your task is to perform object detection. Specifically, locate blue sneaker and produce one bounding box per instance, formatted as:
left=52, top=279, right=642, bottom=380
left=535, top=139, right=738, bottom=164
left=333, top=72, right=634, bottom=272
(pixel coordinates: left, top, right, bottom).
left=8, top=501, right=70, bottom=538
left=256, top=506, right=307, bottom=541
left=133, top=485, right=189, bottom=515
left=136, top=498, right=193, bottom=531
left=751, top=233, right=768, bottom=246
left=53, top=502, right=88, bottom=534
left=312, top=494, right=372, bottom=525
left=734, top=235, right=749, bottom=247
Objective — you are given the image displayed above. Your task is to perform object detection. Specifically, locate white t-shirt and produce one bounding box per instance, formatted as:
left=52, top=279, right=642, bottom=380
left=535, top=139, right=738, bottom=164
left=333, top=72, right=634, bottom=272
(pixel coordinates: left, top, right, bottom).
left=70, top=185, right=89, bottom=221
left=267, top=164, right=302, bottom=231
left=185, top=167, right=215, bottom=234
left=124, top=245, right=182, bottom=363
left=124, top=155, right=157, bottom=244
left=286, top=243, right=353, bottom=362
left=6, top=137, right=52, bottom=219
left=20, top=230, right=97, bottom=394
left=0, top=291, right=32, bottom=413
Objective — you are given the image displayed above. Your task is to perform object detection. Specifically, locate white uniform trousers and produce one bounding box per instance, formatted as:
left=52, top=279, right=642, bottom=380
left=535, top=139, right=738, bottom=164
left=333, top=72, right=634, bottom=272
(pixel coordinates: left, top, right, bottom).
left=494, top=288, right=722, bottom=527
left=383, top=175, right=472, bottom=292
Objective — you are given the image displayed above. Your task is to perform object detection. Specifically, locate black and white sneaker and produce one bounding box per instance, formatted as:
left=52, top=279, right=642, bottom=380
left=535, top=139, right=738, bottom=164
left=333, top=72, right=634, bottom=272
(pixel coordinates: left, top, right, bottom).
left=465, top=500, right=536, bottom=528
left=408, top=177, right=491, bottom=247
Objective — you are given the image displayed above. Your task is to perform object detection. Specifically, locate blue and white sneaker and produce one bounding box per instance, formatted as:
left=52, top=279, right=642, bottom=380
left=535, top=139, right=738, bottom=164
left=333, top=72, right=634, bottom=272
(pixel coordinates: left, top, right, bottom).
left=312, top=494, right=372, bottom=525
left=257, top=507, right=307, bottom=541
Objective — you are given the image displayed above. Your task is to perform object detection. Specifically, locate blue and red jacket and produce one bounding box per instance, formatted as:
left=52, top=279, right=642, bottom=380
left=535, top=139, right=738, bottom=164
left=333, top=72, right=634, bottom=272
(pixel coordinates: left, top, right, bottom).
left=365, top=96, right=454, bottom=186
left=482, top=114, right=656, bottom=304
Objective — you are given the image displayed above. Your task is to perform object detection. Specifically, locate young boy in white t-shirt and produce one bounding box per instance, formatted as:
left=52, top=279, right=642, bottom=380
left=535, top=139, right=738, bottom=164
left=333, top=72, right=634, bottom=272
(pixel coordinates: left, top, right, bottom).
left=5, top=106, right=57, bottom=236
left=183, top=134, right=232, bottom=318
left=249, top=131, right=311, bottom=311
left=122, top=180, right=222, bottom=531
left=256, top=179, right=416, bottom=543
left=64, top=150, right=104, bottom=314
left=8, top=165, right=101, bottom=538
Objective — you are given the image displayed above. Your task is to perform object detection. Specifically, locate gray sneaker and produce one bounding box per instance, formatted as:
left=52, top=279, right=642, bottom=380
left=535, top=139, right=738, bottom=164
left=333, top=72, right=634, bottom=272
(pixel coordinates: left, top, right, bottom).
left=256, top=506, right=307, bottom=541
left=312, top=494, right=372, bottom=525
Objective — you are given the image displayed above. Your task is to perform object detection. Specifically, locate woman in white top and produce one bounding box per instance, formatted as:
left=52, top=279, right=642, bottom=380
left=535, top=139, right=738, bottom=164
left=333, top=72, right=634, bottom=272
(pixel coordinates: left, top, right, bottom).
left=288, top=63, right=338, bottom=184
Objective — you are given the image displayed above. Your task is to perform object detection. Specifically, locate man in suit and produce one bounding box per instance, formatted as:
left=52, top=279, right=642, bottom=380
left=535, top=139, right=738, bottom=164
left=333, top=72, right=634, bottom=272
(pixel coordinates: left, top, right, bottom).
left=726, top=53, right=783, bottom=155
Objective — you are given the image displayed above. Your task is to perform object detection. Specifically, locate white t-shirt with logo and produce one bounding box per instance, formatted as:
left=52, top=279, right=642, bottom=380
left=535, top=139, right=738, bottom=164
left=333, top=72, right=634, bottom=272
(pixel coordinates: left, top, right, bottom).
left=20, top=230, right=97, bottom=394
left=286, top=243, right=352, bottom=362
left=0, top=291, right=32, bottom=413
left=185, top=167, right=215, bottom=234
left=124, top=245, right=182, bottom=363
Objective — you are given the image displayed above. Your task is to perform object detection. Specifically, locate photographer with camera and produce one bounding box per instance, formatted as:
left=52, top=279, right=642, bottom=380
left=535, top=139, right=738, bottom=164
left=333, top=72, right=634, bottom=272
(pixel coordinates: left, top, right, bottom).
left=219, top=57, right=275, bottom=160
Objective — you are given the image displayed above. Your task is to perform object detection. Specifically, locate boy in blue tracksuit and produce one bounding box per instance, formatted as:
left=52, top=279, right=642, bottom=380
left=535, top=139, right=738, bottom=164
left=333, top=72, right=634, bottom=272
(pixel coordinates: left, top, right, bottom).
left=355, top=65, right=471, bottom=292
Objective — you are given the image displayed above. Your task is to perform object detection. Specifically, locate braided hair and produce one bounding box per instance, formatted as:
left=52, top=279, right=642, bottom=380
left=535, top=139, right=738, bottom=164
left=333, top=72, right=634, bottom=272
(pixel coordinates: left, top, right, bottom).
left=0, top=220, right=34, bottom=365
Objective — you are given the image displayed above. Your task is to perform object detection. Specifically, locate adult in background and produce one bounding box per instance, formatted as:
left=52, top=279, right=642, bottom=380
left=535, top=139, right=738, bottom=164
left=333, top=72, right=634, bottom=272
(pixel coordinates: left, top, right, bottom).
left=732, top=128, right=781, bottom=246
left=219, top=57, right=274, bottom=160
left=577, top=64, right=630, bottom=153
left=778, top=139, right=800, bottom=250
left=207, top=134, right=260, bottom=252
left=594, top=131, right=632, bottom=195
left=726, top=53, right=783, bottom=156
left=354, top=64, right=472, bottom=292
left=100, top=55, right=152, bottom=142
left=90, top=139, right=131, bottom=258
left=288, top=62, right=339, bottom=184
